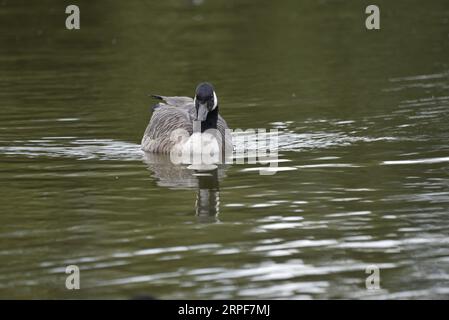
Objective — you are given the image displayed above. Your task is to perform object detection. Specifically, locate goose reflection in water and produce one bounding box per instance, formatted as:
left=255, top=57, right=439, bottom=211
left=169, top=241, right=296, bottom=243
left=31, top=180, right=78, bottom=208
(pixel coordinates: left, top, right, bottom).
left=142, top=152, right=227, bottom=222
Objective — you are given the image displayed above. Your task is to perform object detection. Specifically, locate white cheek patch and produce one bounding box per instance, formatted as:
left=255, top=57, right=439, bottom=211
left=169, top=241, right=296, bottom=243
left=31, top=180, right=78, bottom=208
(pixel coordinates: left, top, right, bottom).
left=193, top=96, right=196, bottom=105
left=212, top=91, right=218, bottom=110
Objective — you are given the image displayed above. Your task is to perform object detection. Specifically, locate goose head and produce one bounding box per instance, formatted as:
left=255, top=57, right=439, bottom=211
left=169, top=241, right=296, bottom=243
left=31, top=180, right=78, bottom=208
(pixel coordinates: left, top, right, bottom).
left=194, top=82, right=218, bottom=122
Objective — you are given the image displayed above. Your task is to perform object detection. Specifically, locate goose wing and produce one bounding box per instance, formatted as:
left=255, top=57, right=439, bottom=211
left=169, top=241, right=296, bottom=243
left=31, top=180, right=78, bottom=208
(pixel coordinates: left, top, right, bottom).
left=151, top=95, right=193, bottom=107
left=142, top=97, right=195, bottom=153
left=152, top=95, right=196, bottom=121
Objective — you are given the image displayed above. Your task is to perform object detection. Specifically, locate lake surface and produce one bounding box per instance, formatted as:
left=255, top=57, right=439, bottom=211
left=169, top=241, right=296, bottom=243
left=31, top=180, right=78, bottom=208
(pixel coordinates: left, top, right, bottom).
left=1, top=0, right=449, bottom=299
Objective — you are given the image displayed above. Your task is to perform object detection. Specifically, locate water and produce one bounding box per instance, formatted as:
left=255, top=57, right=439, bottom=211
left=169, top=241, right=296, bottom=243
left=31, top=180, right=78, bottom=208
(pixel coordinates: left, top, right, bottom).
left=0, top=0, right=449, bottom=299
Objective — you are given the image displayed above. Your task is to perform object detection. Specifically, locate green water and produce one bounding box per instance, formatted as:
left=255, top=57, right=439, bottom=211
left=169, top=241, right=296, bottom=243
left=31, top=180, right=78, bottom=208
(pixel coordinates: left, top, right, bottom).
left=1, top=0, right=449, bottom=299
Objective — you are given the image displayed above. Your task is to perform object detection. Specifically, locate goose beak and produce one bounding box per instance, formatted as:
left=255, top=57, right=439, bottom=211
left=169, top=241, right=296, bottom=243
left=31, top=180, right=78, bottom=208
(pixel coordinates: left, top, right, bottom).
left=196, top=103, right=208, bottom=121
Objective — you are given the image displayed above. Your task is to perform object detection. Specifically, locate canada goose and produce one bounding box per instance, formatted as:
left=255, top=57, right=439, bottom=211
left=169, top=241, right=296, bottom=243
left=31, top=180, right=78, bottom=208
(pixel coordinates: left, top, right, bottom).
left=141, top=83, right=232, bottom=156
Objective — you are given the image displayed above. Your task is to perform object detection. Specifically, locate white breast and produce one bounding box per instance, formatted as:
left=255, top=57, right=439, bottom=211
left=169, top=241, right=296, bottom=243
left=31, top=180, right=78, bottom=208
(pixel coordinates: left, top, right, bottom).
left=170, top=131, right=222, bottom=166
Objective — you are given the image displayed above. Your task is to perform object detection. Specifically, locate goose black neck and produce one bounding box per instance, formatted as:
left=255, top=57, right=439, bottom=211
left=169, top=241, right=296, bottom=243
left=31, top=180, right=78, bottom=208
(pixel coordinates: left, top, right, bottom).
left=201, top=106, right=218, bottom=132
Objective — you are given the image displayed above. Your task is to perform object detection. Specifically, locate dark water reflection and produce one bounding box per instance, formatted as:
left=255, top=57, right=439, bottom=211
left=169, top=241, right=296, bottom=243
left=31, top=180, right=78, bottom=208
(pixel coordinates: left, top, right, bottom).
left=0, top=0, right=449, bottom=299
left=143, top=153, right=224, bottom=221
